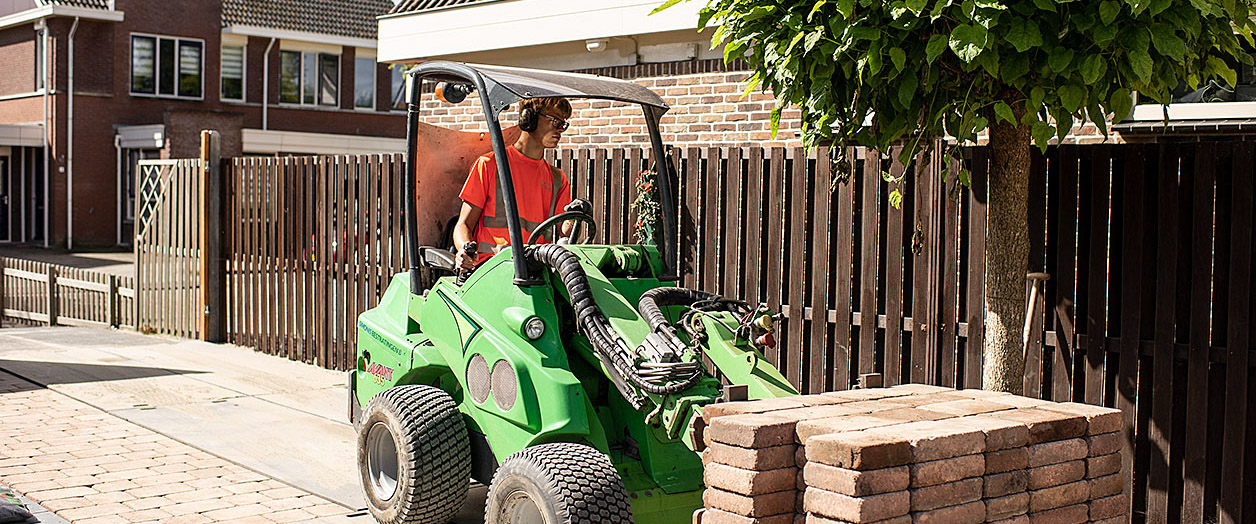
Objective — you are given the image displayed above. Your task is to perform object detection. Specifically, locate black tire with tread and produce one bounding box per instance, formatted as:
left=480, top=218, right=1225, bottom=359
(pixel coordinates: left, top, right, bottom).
left=486, top=442, right=634, bottom=524
left=357, top=385, right=471, bottom=524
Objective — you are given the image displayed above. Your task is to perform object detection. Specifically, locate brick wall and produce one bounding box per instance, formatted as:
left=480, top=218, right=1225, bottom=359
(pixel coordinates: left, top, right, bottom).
left=0, top=27, right=36, bottom=96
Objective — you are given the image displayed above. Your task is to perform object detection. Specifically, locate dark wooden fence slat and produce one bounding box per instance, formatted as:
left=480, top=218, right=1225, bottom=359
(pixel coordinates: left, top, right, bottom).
left=1051, top=146, right=1080, bottom=401
left=593, top=149, right=609, bottom=244
left=809, top=147, right=832, bottom=393
left=723, top=147, right=743, bottom=299
left=1182, top=142, right=1216, bottom=524
left=910, top=151, right=934, bottom=384
left=683, top=147, right=701, bottom=289
left=764, top=148, right=786, bottom=369
left=317, top=157, right=329, bottom=367
left=786, top=147, right=808, bottom=391
left=964, top=148, right=987, bottom=390
left=702, top=147, right=722, bottom=294
left=883, top=148, right=906, bottom=388
left=939, top=155, right=960, bottom=387
left=1219, top=142, right=1252, bottom=524
left=1085, top=146, right=1110, bottom=404
left=1116, top=145, right=1144, bottom=515
left=610, top=149, right=626, bottom=246
left=744, top=147, right=765, bottom=307
left=833, top=147, right=856, bottom=390
left=1146, top=143, right=1178, bottom=522
left=859, top=150, right=881, bottom=378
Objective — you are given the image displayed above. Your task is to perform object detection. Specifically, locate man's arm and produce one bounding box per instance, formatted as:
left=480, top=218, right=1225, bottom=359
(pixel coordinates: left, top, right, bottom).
left=453, top=202, right=483, bottom=270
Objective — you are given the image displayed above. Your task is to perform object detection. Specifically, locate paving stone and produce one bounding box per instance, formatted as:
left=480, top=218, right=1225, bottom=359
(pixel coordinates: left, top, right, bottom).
left=1090, top=517, right=1126, bottom=524
left=886, top=384, right=955, bottom=395
left=1026, top=438, right=1086, bottom=467
left=795, top=415, right=913, bottom=444
left=802, top=462, right=909, bottom=496
left=988, top=409, right=1086, bottom=444
left=821, top=388, right=918, bottom=402
left=865, top=420, right=985, bottom=462
left=1026, top=460, right=1085, bottom=490
left=704, top=398, right=813, bottom=424
left=711, top=413, right=801, bottom=449
left=1086, top=453, right=1121, bottom=479
left=984, top=470, right=1028, bottom=498
left=908, top=477, right=982, bottom=512
left=1089, top=472, right=1123, bottom=499
left=704, top=487, right=797, bottom=517
left=918, top=399, right=1015, bottom=417
left=1026, top=503, right=1088, bottom=524
left=956, top=415, right=1031, bottom=451
left=1035, top=402, right=1122, bottom=435
left=805, top=431, right=913, bottom=470
left=804, top=487, right=910, bottom=523
left=907, top=454, right=983, bottom=488
left=1087, top=431, right=1122, bottom=457
left=804, top=513, right=912, bottom=524
left=987, top=515, right=1029, bottom=524
left=1089, top=493, right=1127, bottom=521
left=705, top=442, right=798, bottom=471
left=797, top=446, right=807, bottom=467
left=772, top=405, right=870, bottom=425
left=1028, top=480, right=1089, bottom=512
left=985, top=491, right=1030, bottom=521
left=697, top=507, right=796, bottom=524
left=909, top=500, right=985, bottom=524
left=986, top=448, right=1029, bottom=474
left=704, top=463, right=797, bottom=496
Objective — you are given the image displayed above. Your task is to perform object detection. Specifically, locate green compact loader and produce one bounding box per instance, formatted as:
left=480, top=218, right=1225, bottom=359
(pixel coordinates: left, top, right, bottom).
left=350, top=62, right=798, bottom=524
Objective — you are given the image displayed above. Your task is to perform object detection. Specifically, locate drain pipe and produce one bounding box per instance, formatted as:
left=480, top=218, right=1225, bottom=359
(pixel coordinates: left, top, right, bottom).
left=39, top=19, right=49, bottom=247
left=114, top=134, right=122, bottom=245
left=262, top=37, right=276, bottom=129
left=66, top=16, right=79, bottom=250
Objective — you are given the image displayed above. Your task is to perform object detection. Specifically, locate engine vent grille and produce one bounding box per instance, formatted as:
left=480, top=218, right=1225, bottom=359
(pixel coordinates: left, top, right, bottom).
left=466, top=353, right=490, bottom=404
left=491, top=359, right=517, bottom=411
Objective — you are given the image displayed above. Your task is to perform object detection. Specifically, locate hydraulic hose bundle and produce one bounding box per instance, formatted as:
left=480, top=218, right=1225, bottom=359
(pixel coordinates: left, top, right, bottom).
left=528, top=245, right=710, bottom=410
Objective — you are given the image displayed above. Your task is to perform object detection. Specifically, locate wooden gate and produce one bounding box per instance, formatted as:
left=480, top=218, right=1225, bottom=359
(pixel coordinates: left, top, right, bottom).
left=133, top=158, right=202, bottom=338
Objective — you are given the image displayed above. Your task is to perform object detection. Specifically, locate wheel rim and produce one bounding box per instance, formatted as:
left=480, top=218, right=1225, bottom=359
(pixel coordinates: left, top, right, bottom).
left=498, top=489, right=545, bottom=524
left=365, top=422, right=400, bottom=501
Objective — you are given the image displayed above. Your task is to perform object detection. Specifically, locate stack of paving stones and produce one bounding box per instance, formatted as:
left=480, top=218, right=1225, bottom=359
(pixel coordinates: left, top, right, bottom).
left=693, top=384, right=1126, bottom=524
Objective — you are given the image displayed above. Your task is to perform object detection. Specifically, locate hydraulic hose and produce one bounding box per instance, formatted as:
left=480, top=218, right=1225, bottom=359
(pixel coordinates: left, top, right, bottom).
left=528, top=245, right=701, bottom=404
left=637, top=287, right=725, bottom=333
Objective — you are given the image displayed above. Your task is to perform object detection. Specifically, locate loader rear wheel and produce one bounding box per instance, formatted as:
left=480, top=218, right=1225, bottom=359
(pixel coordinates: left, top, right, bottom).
left=485, top=443, right=633, bottom=524
left=358, top=385, right=470, bottom=524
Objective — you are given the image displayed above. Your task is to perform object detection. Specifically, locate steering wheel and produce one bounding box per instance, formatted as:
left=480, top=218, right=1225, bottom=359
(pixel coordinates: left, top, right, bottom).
left=527, top=210, right=598, bottom=245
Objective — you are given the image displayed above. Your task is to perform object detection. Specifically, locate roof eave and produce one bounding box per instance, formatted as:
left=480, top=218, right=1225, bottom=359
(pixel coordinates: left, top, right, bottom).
left=223, top=24, right=376, bottom=49
left=0, top=4, right=123, bottom=30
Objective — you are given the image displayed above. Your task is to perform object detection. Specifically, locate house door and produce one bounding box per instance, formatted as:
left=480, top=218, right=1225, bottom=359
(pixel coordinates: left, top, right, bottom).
left=0, top=155, right=10, bottom=243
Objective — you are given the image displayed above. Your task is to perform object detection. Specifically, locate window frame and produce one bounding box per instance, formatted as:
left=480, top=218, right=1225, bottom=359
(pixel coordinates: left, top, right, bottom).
left=220, top=42, right=246, bottom=103
left=279, top=49, right=341, bottom=108
left=129, top=32, right=205, bottom=100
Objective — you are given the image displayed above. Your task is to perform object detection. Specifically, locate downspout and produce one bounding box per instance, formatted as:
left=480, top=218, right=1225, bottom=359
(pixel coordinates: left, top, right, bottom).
left=262, top=37, right=276, bottom=130
left=40, top=19, right=49, bottom=247
left=114, top=134, right=122, bottom=245
left=66, top=16, right=78, bottom=250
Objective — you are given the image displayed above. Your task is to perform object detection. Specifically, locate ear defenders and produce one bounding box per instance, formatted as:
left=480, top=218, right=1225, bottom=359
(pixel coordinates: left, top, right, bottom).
left=519, top=107, right=539, bottom=132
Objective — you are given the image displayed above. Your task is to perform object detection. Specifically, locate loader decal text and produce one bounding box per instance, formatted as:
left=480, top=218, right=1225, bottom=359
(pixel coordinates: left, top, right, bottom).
left=367, top=362, right=394, bottom=384
left=358, top=321, right=406, bottom=357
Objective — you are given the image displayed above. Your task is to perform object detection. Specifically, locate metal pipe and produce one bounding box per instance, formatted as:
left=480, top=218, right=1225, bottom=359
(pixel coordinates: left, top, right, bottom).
left=114, top=134, right=121, bottom=245
left=643, top=107, right=678, bottom=279
left=262, top=38, right=276, bottom=130
left=66, top=16, right=78, bottom=250
left=403, top=72, right=421, bottom=293
left=40, top=19, right=49, bottom=247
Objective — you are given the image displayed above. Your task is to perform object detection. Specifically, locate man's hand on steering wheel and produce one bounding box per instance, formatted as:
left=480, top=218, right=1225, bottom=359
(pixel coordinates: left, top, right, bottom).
left=527, top=210, right=598, bottom=245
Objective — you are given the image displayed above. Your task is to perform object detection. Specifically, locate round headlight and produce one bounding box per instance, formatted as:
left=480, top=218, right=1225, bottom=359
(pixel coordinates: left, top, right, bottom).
left=523, top=317, right=545, bottom=340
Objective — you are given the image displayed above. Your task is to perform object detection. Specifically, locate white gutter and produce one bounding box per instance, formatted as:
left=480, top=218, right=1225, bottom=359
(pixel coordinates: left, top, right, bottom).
left=40, top=19, right=49, bottom=248
left=66, top=16, right=78, bottom=250
left=0, top=5, right=123, bottom=31
left=262, top=37, right=276, bottom=130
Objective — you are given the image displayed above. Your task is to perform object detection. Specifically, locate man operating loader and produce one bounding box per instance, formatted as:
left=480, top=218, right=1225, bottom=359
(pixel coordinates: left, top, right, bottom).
left=453, top=97, right=576, bottom=269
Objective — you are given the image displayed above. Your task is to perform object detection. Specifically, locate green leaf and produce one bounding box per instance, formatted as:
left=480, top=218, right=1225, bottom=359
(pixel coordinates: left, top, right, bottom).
left=650, top=0, right=685, bottom=16
left=957, top=168, right=971, bottom=186
left=949, top=24, right=987, bottom=63
left=1206, top=56, right=1238, bottom=87
left=906, top=0, right=929, bottom=14
left=1032, top=0, right=1057, bottom=11
left=897, top=71, right=919, bottom=107
left=1149, top=0, right=1172, bottom=15
left=1004, top=16, right=1043, bottom=53
left=835, top=0, right=855, bottom=18
left=926, top=34, right=949, bottom=63
left=1002, top=52, right=1031, bottom=82
left=784, top=31, right=807, bottom=55
left=1109, top=87, right=1132, bottom=121
left=804, top=30, right=824, bottom=52
left=1059, top=84, right=1086, bottom=112
left=1128, top=48, right=1153, bottom=81
left=889, top=189, right=904, bottom=209
left=1093, top=23, right=1119, bottom=48
left=881, top=170, right=894, bottom=182
left=1031, top=120, right=1055, bottom=150
left=889, top=47, right=907, bottom=73
left=1150, top=25, right=1187, bottom=61
left=868, top=44, right=884, bottom=75
left=975, top=49, right=1000, bottom=76
left=1048, top=47, right=1075, bottom=73
left=1088, top=101, right=1109, bottom=137
left=994, top=101, right=1016, bottom=124
left=1080, top=54, right=1107, bottom=84
left=1099, top=0, right=1121, bottom=25
left=808, top=1, right=827, bottom=22
left=770, top=106, right=782, bottom=138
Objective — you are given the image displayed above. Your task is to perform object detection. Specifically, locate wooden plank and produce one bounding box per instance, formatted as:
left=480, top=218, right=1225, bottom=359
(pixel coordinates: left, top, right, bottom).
left=743, top=147, right=764, bottom=306
left=1026, top=149, right=1049, bottom=397
left=1146, top=143, right=1177, bottom=522
left=4, top=268, right=50, bottom=282
left=1181, top=142, right=1215, bottom=524
left=786, top=147, right=808, bottom=391
left=1085, top=146, right=1110, bottom=404
left=1219, top=142, right=1252, bottom=524
left=833, top=147, right=856, bottom=390
left=609, top=148, right=625, bottom=246
left=703, top=147, right=721, bottom=293
left=910, top=149, right=935, bottom=384
left=964, top=148, right=987, bottom=390
left=809, top=147, right=832, bottom=393
left=628, top=147, right=643, bottom=245
left=56, top=277, right=108, bottom=293
left=723, top=146, right=743, bottom=299
left=1116, top=144, right=1144, bottom=516
left=764, top=148, right=786, bottom=368
left=317, top=157, right=329, bottom=367
left=938, top=155, right=960, bottom=386
left=592, top=149, right=608, bottom=244
left=1052, top=146, right=1080, bottom=400
left=859, top=149, right=881, bottom=378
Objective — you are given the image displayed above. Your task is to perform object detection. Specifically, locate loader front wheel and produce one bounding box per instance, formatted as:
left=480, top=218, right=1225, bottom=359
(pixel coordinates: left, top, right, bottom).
left=358, top=385, right=470, bottom=524
left=485, top=443, right=633, bottom=524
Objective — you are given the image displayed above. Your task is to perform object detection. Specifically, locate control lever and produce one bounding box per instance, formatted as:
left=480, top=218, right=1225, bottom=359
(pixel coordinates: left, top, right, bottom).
left=563, top=199, right=592, bottom=243
left=456, top=241, right=477, bottom=286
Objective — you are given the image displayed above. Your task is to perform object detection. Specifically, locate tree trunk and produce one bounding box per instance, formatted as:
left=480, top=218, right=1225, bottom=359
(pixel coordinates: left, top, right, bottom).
left=982, top=109, right=1032, bottom=394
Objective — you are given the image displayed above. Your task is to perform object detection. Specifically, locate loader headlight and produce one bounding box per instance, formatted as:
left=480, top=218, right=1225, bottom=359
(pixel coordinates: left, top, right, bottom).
left=524, top=317, right=545, bottom=340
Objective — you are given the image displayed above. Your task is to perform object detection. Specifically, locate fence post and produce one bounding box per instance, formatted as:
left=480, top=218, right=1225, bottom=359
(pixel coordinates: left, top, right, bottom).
left=47, top=265, right=58, bottom=326
left=107, top=274, right=118, bottom=328
left=0, top=257, right=5, bottom=328
left=199, top=130, right=226, bottom=342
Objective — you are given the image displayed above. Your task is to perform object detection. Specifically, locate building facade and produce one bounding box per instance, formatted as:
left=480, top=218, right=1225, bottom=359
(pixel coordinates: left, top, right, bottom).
left=0, top=0, right=407, bottom=248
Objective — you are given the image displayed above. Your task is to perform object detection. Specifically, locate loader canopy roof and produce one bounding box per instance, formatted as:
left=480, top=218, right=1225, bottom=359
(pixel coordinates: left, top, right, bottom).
left=411, top=61, right=669, bottom=114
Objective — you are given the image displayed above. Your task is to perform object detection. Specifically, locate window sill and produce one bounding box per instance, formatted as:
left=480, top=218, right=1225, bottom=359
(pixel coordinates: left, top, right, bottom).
left=1130, top=100, right=1256, bottom=121
left=130, top=92, right=205, bottom=101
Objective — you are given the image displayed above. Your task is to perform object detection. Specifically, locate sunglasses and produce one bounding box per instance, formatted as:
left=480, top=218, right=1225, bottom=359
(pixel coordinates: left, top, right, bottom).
left=540, top=113, right=570, bottom=131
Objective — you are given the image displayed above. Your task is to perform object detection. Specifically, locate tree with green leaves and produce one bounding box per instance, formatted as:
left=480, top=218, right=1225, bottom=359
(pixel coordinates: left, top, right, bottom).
left=657, top=0, right=1254, bottom=393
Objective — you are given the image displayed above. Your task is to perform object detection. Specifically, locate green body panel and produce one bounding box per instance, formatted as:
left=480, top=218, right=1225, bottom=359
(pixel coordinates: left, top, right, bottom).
left=354, top=245, right=799, bottom=521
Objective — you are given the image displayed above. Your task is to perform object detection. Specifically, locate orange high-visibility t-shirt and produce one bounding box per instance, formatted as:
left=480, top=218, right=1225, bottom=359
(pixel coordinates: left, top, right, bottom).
left=459, top=146, right=572, bottom=264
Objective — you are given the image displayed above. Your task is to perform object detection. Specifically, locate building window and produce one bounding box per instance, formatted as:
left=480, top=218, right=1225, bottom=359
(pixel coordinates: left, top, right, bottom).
left=130, top=34, right=203, bottom=99
left=281, top=50, right=338, bottom=106
left=1131, top=41, right=1256, bottom=120
left=390, top=65, right=406, bottom=110
left=221, top=44, right=245, bottom=101
left=354, top=56, right=375, bottom=109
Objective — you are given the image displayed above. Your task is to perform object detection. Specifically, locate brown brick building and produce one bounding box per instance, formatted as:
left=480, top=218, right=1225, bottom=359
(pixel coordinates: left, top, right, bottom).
left=0, top=0, right=406, bottom=248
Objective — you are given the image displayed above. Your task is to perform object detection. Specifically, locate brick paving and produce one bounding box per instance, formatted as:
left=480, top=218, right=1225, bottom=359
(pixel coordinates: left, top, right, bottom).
left=0, top=372, right=355, bottom=523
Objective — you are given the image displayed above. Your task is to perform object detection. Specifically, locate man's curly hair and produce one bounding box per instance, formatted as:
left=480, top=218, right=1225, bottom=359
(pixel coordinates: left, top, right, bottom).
left=518, top=97, right=572, bottom=121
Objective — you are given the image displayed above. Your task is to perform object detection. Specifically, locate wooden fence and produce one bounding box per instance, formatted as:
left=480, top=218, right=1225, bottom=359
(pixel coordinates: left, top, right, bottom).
left=179, top=141, right=1253, bottom=524
left=134, top=158, right=203, bottom=339
left=0, top=257, right=136, bottom=329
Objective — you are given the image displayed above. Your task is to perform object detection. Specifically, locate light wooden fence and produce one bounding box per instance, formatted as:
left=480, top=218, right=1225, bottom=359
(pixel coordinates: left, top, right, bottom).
left=133, top=158, right=203, bottom=339
left=0, top=257, right=135, bottom=329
